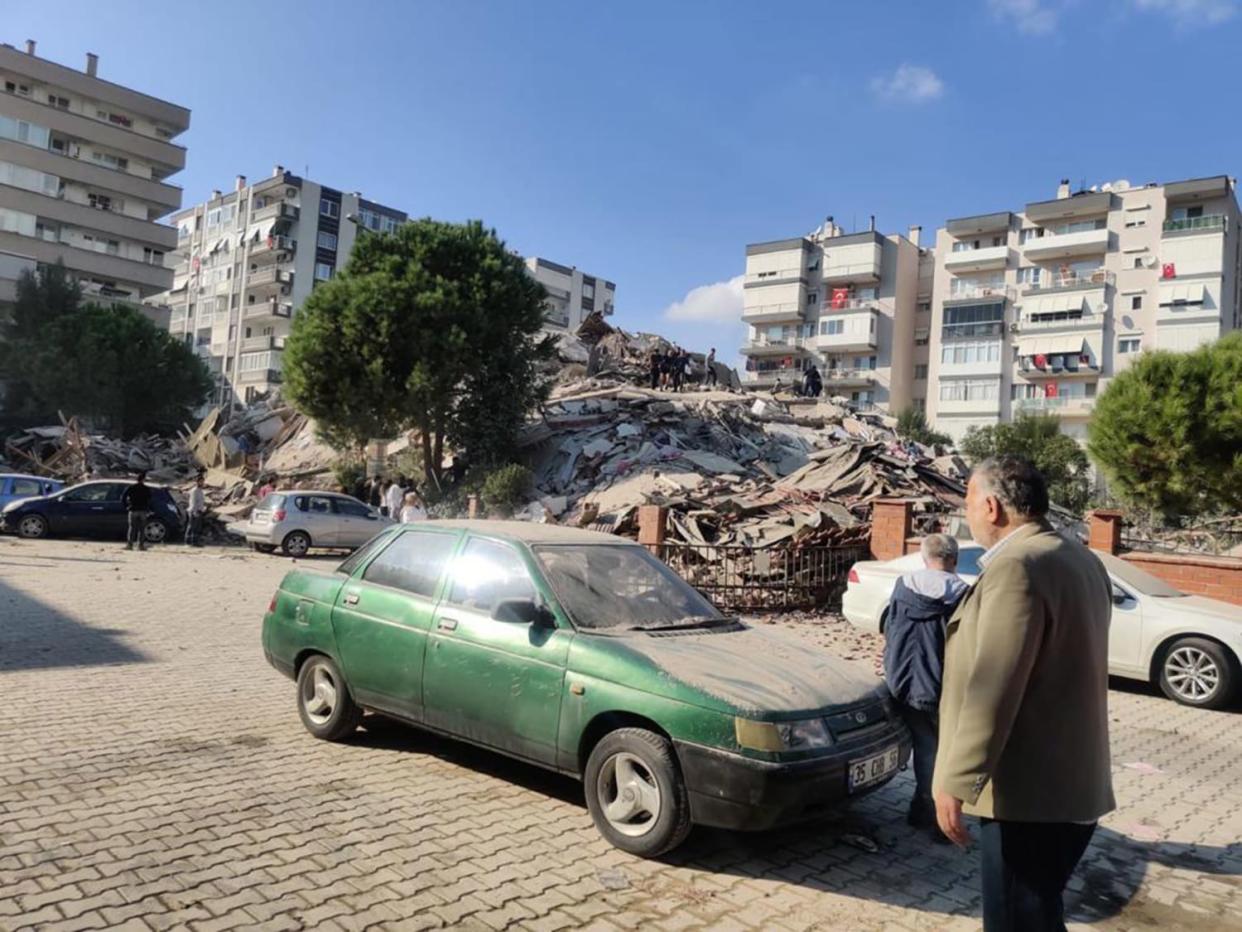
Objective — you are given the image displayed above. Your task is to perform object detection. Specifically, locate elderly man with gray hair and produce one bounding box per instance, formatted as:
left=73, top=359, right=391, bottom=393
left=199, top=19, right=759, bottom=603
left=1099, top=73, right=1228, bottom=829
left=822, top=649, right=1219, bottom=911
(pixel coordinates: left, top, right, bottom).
left=883, top=530, right=967, bottom=841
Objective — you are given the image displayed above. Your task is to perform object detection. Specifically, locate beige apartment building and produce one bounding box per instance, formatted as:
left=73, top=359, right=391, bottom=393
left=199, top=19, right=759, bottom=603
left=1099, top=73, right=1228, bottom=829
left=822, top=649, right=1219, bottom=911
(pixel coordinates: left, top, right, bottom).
left=741, top=220, right=932, bottom=410
left=162, top=168, right=407, bottom=407
left=0, top=41, right=188, bottom=311
left=524, top=257, right=615, bottom=332
left=927, top=176, right=1242, bottom=442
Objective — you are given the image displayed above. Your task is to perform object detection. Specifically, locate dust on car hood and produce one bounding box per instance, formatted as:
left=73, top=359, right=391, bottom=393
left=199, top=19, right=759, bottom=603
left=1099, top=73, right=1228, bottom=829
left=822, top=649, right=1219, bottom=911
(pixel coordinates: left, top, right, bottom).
left=622, top=623, right=882, bottom=716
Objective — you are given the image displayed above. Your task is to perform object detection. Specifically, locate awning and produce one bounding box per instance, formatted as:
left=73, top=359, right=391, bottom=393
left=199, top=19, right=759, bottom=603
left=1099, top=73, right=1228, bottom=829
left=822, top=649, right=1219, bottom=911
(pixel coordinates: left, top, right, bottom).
left=1026, top=294, right=1084, bottom=315
left=251, top=219, right=276, bottom=242
left=1018, top=334, right=1087, bottom=356
left=1158, top=282, right=1206, bottom=306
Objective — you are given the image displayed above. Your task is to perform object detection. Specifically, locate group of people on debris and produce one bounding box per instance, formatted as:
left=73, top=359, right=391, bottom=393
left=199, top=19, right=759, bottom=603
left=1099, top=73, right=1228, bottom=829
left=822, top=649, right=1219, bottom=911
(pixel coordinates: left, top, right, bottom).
left=648, top=346, right=719, bottom=391
left=356, top=474, right=427, bottom=523
left=882, top=456, right=1115, bottom=929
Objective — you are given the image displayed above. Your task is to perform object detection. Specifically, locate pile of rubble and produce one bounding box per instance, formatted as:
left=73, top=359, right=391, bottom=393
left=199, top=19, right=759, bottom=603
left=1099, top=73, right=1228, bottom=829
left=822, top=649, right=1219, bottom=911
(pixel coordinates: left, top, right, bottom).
left=3, top=416, right=196, bottom=484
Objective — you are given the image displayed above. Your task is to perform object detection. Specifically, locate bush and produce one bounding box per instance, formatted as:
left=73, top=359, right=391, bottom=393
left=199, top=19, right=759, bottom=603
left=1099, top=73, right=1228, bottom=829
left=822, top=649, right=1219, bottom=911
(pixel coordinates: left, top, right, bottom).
left=961, top=413, right=1092, bottom=515
left=895, top=406, right=952, bottom=448
left=481, top=464, right=534, bottom=518
left=331, top=454, right=365, bottom=494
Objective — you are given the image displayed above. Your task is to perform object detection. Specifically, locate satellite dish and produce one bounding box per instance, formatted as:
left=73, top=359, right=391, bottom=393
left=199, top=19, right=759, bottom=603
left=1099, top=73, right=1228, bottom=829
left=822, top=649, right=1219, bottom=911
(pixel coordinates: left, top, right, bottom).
left=1113, top=179, right=1131, bottom=192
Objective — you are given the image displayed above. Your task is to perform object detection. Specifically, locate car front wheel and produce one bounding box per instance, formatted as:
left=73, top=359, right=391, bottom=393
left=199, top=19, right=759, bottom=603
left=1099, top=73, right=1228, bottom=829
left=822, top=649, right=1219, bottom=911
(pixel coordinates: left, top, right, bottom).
left=296, top=655, right=362, bottom=740
left=17, top=514, right=48, bottom=539
left=281, top=531, right=311, bottom=557
left=584, top=728, right=691, bottom=857
left=143, top=518, right=168, bottom=544
left=1159, top=637, right=1238, bottom=710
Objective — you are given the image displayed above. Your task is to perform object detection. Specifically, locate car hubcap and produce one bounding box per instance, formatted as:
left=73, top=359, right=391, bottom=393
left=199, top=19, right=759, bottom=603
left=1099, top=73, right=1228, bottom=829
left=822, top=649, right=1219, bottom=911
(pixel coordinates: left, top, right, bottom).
left=288, top=536, right=308, bottom=556
left=597, top=752, right=661, bottom=837
left=145, top=522, right=165, bottom=542
left=1166, top=647, right=1220, bottom=702
left=303, top=667, right=337, bottom=725
left=20, top=517, right=42, bottom=537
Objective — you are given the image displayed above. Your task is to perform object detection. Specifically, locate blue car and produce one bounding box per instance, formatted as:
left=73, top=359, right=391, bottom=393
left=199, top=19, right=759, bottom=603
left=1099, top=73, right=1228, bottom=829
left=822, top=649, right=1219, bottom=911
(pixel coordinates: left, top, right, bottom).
left=0, top=473, right=64, bottom=509
left=0, top=479, right=183, bottom=544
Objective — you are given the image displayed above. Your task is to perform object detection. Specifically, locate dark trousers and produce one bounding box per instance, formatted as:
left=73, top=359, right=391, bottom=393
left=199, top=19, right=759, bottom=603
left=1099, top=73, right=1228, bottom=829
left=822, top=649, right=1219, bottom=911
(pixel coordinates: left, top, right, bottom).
left=980, top=819, right=1096, bottom=932
left=897, top=704, right=938, bottom=819
left=185, top=513, right=203, bottom=546
left=126, top=510, right=149, bottom=549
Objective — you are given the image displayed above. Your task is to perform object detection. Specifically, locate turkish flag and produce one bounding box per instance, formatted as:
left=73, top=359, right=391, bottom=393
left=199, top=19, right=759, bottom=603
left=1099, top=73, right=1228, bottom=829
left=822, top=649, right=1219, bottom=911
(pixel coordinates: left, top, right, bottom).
left=1033, top=353, right=1047, bottom=369
left=1162, top=262, right=1176, bottom=279
left=1046, top=382, right=1059, bottom=398
left=832, top=287, right=849, bottom=309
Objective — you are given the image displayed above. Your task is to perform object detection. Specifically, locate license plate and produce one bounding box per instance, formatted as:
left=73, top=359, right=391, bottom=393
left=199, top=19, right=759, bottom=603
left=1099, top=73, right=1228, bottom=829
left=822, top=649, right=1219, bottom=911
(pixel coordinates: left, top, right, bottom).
left=848, top=745, right=900, bottom=792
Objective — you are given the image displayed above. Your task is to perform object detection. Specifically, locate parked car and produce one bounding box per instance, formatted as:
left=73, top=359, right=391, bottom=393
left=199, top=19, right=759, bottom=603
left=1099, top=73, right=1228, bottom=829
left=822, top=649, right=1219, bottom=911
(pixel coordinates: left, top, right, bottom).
left=843, top=544, right=1242, bottom=710
left=0, top=473, right=64, bottom=509
left=0, top=479, right=182, bottom=544
left=232, top=490, right=393, bottom=557
left=263, top=521, right=911, bottom=857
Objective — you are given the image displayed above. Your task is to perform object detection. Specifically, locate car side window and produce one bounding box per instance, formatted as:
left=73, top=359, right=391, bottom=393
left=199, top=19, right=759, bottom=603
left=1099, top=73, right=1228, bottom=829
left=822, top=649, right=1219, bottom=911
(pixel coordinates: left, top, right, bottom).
left=336, top=530, right=394, bottom=576
left=447, top=538, right=535, bottom=614
left=306, top=496, right=333, bottom=515
left=956, top=547, right=983, bottom=577
left=63, top=484, right=112, bottom=503
left=361, top=530, right=457, bottom=598
left=333, top=499, right=371, bottom=517
left=11, top=478, right=40, bottom=496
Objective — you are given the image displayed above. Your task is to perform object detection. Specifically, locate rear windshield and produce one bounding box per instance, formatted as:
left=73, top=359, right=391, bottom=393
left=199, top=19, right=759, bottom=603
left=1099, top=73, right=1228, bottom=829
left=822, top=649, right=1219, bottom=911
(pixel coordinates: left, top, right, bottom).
left=253, top=494, right=285, bottom=512
left=1098, top=552, right=1186, bottom=597
left=534, top=544, right=722, bottom=630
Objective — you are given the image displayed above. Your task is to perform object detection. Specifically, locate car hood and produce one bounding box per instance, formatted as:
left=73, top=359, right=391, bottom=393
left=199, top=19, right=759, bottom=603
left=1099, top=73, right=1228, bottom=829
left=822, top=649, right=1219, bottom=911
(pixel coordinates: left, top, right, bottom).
left=616, top=624, right=883, bottom=716
left=2, top=495, right=48, bottom=514
left=1158, top=594, right=1242, bottom=625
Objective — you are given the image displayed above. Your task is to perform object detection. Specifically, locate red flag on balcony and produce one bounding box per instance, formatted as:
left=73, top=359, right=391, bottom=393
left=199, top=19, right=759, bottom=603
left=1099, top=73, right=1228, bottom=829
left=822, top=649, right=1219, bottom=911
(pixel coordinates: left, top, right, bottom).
left=831, top=287, right=849, bottom=309
left=266, top=235, right=274, bottom=248
left=1162, top=262, right=1176, bottom=279
left=783, top=356, right=793, bottom=367
left=1033, top=353, right=1047, bottom=369
left=1045, top=382, right=1058, bottom=398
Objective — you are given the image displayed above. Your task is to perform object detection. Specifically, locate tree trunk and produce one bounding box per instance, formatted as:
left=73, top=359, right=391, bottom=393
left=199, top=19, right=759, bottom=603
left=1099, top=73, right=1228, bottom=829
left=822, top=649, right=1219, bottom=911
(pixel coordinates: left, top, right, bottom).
left=419, top=423, right=435, bottom=488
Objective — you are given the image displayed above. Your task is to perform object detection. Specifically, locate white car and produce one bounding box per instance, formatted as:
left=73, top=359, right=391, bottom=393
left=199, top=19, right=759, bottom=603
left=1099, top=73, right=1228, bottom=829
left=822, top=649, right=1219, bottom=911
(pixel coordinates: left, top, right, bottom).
left=843, top=544, right=1242, bottom=710
left=230, top=490, right=394, bottom=556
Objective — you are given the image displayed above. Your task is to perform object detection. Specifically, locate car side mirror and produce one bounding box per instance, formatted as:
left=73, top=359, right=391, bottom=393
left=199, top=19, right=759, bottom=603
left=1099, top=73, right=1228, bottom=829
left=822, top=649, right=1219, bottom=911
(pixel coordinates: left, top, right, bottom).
left=1111, top=585, right=1130, bottom=606
left=493, top=598, right=556, bottom=628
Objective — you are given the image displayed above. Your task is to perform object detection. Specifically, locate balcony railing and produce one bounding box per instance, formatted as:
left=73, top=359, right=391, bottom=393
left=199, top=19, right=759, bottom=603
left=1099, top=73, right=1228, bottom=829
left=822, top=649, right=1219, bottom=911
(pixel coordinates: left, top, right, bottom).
left=1013, top=396, right=1095, bottom=414
left=1018, top=312, right=1101, bottom=331
left=947, top=283, right=1013, bottom=302
left=1023, top=269, right=1113, bottom=293
left=741, top=365, right=807, bottom=383
left=821, top=296, right=881, bottom=312
left=746, top=335, right=808, bottom=349
left=249, top=234, right=296, bottom=257
left=247, top=267, right=292, bottom=288
left=824, top=367, right=876, bottom=382
left=241, top=335, right=286, bottom=352
left=250, top=202, right=299, bottom=223
left=1162, top=214, right=1226, bottom=235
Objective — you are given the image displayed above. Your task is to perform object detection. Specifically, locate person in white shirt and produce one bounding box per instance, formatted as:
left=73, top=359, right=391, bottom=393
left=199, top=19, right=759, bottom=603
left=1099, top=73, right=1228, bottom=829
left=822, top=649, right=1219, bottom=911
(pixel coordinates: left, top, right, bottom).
left=384, top=476, right=405, bottom=518
left=400, top=491, right=427, bottom=524
left=185, top=474, right=207, bottom=547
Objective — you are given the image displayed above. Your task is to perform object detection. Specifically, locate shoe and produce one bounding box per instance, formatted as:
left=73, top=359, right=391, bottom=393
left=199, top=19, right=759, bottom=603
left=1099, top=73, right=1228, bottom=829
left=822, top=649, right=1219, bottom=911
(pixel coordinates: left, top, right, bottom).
left=907, top=800, right=936, bottom=829
left=124, top=545, right=133, bottom=551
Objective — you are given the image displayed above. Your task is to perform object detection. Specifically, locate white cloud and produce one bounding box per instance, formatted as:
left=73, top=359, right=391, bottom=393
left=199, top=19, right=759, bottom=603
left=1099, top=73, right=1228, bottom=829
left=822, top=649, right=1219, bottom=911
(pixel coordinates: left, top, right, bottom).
left=869, top=65, right=945, bottom=104
left=1131, top=0, right=1236, bottom=26
left=987, top=0, right=1059, bottom=35
left=663, top=274, right=744, bottom=323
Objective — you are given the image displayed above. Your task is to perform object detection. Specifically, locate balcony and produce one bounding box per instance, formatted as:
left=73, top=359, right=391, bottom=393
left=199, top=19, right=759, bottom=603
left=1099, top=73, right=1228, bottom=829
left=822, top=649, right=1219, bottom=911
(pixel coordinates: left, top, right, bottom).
left=945, top=283, right=1014, bottom=304
left=741, top=336, right=809, bottom=357
left=1162, top=214, right=1226, bottom=237
left=741, top=365, right=807, bottom=385
left=821, top=236, right=883, bottom=284
left=937, top=396, right=1001, bottom=415
left=243, top=298, right=293, bottom=320
left=246, top=268, right=293, bottom=297
left=815, top=307, right=878, bottom=353
left=237, top=368, right=282, bottom=385
left=241, top=335, right=286, bottom=352
left=248, top=235, right=296, bottom=263
left=1021, top=226, right=1109, bottom=260
left=1022, top=268, right=1113, bottom=294
left=823, top=368, right=876, bottom=388
left=1013, top=396, right=1095, bottom=418
left=251, top=201, right=299, bottom=224
left=944, top=245, right=1008, bottom=273
left=1019, top=359, right=1099, bottom=379
left=741, top=300, right=806, bottom=323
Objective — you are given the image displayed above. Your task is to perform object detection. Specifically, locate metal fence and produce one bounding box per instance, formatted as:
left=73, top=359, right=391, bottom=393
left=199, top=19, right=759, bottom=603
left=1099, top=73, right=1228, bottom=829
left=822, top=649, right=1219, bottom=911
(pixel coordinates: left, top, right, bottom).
left=1120, top=516, right=1242, bottom=557
left=659, top=542, right=868, bottom=612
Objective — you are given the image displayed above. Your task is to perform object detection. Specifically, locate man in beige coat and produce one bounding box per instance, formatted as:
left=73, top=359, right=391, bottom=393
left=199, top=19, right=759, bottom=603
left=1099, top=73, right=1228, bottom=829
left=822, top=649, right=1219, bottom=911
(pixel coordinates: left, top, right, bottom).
left=934, top=456, right=1115, bottom=931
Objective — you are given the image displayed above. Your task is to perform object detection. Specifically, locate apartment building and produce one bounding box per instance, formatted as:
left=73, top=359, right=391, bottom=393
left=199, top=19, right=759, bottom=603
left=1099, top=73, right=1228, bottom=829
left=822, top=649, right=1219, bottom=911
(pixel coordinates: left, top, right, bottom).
left=163, top=167, right=407, bottom=405
left=928, top=176, right=1242, bottom=442
left=524, top=256, right=615, bottom=331
left=0, top=41, right=189, bottom=311
left=740, top=220, right=931, bottom=410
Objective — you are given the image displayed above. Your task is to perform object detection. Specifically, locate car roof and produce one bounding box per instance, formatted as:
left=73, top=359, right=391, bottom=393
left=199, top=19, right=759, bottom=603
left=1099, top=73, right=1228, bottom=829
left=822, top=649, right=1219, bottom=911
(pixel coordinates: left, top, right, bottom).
left=0, top=473, right=61, bottom=481
left=412, top=519, right=640, bottom=547
left=274, top=489, right=356, bottom=498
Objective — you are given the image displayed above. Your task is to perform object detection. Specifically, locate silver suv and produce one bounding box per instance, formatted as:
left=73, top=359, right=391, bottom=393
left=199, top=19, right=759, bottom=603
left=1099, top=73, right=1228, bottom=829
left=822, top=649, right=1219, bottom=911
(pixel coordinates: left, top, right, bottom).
left=233, top=491, right=394, bottom=556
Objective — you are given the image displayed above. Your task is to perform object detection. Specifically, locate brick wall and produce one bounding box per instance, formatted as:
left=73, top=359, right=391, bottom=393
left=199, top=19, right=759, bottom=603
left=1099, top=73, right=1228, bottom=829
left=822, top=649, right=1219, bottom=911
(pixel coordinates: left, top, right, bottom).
left=870, top=500, right=911, bottom=562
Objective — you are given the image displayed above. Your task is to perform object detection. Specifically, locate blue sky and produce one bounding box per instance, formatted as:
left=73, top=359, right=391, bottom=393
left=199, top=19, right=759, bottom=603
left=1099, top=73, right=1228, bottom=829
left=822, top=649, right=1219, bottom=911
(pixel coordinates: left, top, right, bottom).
left=6, top=0, right=1241, bottom=355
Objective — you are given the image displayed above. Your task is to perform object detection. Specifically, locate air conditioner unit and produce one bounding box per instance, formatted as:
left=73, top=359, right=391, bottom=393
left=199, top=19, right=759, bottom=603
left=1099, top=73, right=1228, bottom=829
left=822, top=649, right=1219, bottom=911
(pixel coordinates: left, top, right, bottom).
left=1009, top=322, right=1020, bottom=332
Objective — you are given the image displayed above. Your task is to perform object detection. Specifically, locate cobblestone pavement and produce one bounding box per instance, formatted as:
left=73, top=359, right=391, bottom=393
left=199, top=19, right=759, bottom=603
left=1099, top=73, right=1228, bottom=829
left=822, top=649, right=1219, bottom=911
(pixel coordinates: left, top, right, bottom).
left=2, top=537, right=1240, bottom=932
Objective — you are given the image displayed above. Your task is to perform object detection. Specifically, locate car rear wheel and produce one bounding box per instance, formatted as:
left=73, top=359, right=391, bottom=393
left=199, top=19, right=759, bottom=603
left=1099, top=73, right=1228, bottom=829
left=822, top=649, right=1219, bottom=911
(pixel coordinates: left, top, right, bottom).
left=297, top=655, right=362, bottom=741
left=1158, top=637, right=1237, bottom=710
left=281, top=531, right=311, bottom=557
left=584, top=728, right=691, bottom=857
left=143, top=518, right=168, bottom=544
left=17, top=514, right=48, bottom=539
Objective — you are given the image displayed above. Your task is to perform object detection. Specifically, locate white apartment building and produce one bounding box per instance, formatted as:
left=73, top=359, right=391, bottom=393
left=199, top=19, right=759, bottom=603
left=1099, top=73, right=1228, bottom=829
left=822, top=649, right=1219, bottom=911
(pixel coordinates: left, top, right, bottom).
left=162, top=167, right=406, bottom=406
left=928, top=176, right=1242, bottom=442
left=0, top=41, right=188, bottom=310
left=524, top=256, right=615, bottom=331
left=740, top=220, right=931, bottom=410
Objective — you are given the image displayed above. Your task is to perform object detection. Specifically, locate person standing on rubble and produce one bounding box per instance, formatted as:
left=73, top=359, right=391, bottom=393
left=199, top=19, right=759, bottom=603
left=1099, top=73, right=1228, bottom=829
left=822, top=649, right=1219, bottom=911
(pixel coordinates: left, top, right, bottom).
left=122, top=471, right=153, bottom=552
left=184, top=473, right=207, bottom=547
left=671, top=347, right=685, bottom=392
left=649, top=350, right=662, bottom=391
left=705, top=348, right=717, bottom=388
left=883, top=533, right=966, bottom=843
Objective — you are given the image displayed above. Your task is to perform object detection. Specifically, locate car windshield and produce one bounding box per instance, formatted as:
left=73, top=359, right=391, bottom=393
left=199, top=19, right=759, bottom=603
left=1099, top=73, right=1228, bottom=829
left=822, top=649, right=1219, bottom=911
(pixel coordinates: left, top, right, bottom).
left=1097, top=552, right=1187, bottom=598
left=534, top=544, right=724, bottom=630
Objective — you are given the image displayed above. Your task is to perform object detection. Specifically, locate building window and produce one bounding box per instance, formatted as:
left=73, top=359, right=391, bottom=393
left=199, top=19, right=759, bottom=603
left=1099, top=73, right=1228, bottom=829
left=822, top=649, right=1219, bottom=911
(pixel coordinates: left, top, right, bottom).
left=317, top=231, right=338, bottom=250
left=820, top=319, right=844, bottom=335
left=1133, top=257, right=1144, bottom=269
left=47, top=94, right=69, bottom=110
left=1017, top=266, right=1042, bottom=286
left=88, top=192, right=114, bottom=212
left=1119, top=338, right=1142, bottom=354
left=939, top=379, right=1000, bottom=402
left=314, top=262, right=334, bottom=281
left=1019, top=227, right=1044, bottom=244
left=914, top=327, right=930, bottom=346
left=319, top=198, right=339, bottom=219
left=914, top=364, right=929, bottom=380
left=942, top=302, right=1005, bottom=339
left=1125, top=217, right=1146, bottom=228
left=913, top=397, right=925, bottom=411
left=941, top=340, right=1001, bottom=365
left=1130, top=295, right=1143, bottom=311
left=806, top=291, right=818, bottom=307
left=142, top=247, right=164, bottom=266
left=206, top=208, right=221, bottom=227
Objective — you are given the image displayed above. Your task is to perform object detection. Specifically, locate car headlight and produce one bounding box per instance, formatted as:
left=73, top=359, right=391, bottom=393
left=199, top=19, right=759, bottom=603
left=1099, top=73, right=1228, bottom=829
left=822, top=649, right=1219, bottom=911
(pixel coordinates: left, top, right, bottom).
left=734, top=717, right=834, bottom=751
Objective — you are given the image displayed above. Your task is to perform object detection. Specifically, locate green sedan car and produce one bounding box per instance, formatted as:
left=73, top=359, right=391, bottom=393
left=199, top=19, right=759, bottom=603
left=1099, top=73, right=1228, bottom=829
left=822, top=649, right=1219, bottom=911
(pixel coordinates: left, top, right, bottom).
left=262, top=520, right=910, bottom=856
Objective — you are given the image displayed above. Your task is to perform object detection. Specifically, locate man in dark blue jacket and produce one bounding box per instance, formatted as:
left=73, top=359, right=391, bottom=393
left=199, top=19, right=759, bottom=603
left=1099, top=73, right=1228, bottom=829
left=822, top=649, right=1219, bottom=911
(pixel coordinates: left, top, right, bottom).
left=884, top=533, right=967, bottom=839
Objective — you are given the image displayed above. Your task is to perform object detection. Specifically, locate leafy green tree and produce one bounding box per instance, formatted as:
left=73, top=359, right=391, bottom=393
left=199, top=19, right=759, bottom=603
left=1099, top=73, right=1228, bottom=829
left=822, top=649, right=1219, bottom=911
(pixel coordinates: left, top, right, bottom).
left=1088, top=333, right=1242, bottom=522
left=2, top=264, right=211, bottom=435
left=283, top=218, right=553, bottom=486
left=894, top=406, right=952, bottom=447
left=481, top=464, right=535, bottom=517
left=961, top=413, right=1092, bottom=515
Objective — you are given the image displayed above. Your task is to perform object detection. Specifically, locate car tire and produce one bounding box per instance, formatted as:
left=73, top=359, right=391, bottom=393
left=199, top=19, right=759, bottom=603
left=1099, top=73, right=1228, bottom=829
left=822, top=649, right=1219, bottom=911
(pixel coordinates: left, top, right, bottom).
left=251, top=542, right=276, bottom=554
left=584, top=727, right=692, bottom=858
left=16, top=514, right=48, bottom=539
left=1158, top=637, right=1238, bottom=710
left=281, top=531, right=311, bottom=557
left=143, top=518, right=168, bottom=544
left=296, top=655, right=362, bottom=741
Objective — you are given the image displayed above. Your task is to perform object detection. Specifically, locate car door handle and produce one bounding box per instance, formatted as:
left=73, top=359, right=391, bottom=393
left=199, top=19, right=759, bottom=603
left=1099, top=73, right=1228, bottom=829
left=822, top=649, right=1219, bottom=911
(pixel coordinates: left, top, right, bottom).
left=343, top=591, right=359, bottom=605
left=90, top=505, right=104, bottom=510
left=437, top=617, right=458, bottom=632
